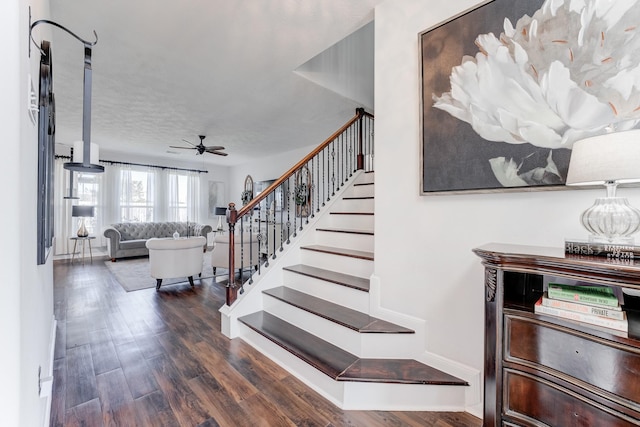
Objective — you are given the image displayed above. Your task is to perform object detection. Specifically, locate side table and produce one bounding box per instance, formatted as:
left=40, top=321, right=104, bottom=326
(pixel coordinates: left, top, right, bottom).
left=70, top=236, right=96, bottom=265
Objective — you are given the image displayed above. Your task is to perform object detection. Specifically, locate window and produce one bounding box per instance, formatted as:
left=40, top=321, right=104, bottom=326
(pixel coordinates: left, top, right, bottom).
left=120, top=169, right=155, bottom=222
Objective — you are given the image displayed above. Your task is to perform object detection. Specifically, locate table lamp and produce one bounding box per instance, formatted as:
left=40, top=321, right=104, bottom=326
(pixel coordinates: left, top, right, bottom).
left=566, top=130, right=640, bottom=244
left=72, top=205, right=95, bottom=237
left=215, top=206, right=227, bottom=231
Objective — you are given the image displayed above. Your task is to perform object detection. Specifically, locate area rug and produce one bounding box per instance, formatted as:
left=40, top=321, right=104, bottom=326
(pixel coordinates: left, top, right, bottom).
left=104, top=255, right=226, bottom=292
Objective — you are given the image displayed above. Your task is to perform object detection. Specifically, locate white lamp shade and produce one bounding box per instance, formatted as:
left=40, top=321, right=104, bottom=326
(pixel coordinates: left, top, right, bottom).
left=73, top=140, right=100, bottom=165
left=566, top=130, right=640, bottom=186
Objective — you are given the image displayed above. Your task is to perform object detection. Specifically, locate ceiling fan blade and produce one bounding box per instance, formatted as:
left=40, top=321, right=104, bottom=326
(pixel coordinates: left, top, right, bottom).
left=210, top=151, right=228, bottom=156
left=169, top=145, right=196, bottom=150
left=204, top=146, right=225, bottom=151
left=181, top=139, right=197, bottom=147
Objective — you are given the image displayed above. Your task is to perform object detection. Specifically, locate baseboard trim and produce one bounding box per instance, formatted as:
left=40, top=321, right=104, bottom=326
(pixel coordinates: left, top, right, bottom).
left=42, top=317, right=56, bottom=427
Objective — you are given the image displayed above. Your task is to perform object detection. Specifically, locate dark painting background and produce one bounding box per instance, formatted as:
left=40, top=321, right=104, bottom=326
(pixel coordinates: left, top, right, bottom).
left=421, top=0, right=572, bottom=193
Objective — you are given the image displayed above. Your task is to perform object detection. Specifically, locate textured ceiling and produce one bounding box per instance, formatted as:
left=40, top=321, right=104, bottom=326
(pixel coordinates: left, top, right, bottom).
left=46, top=0, right=379, bottom=166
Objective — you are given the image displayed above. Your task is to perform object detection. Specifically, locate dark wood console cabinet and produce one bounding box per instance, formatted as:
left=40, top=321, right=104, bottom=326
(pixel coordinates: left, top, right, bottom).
left=473, top=243, right=640, bottom=426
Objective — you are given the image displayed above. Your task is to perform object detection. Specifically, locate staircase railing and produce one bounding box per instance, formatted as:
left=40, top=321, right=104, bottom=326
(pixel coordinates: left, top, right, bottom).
left=224, top=108, right=374, bottom=306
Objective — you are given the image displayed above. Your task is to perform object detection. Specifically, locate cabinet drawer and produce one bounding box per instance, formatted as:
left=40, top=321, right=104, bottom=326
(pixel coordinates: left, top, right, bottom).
left=505, top=315, right=640, bottom=407
left=504, top=370, right=638, bottom=426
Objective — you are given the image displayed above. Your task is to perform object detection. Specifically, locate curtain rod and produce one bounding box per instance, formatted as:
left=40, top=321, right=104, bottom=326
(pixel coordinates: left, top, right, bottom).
left=55, top=155, right=208, bottom=174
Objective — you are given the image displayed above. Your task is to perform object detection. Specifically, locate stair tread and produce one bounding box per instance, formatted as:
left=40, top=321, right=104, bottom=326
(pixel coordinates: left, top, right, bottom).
left=240, top=311, right=357, bottom=379
left=283, top=264, right=369, bottom=292
left=264, top=286, right=413, bottom=333
left=340, top=359, right=468, bottom=385
left=239, top=311, right=467, bottom=385
left=330, top=211, right=374, bottom=215
left=316, top=227, right=374, bottom=236
left=354, top=182, right=374, bottom=186
left=300, top=245, right=374, bottom=261
left=343, top=196, right=374, bottom=200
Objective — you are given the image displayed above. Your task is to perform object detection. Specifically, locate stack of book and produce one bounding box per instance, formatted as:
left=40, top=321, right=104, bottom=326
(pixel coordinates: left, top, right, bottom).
left=534, top=283, right=628, bottom=332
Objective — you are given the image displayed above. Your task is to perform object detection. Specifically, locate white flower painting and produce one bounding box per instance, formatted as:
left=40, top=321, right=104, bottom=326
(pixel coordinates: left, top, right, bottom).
left=422, top=0, right=640, bottom=192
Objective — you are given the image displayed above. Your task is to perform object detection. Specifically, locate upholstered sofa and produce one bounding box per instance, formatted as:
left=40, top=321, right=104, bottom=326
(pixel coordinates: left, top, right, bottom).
left=103, top=221, right=212, bottom=261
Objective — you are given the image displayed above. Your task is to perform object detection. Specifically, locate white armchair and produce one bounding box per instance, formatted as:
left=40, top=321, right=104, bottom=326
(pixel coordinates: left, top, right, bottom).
left=210, top=232, right=261, bottom=277
left=145, top=236, right=206, bottom=291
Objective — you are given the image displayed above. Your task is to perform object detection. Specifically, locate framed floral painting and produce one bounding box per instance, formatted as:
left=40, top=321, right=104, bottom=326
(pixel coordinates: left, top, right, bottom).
left=420, top=0, right=639, bottom=194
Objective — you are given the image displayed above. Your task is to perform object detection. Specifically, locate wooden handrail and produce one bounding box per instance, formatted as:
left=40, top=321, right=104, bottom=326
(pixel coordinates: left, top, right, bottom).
left=233, top=108, right=372, bottom=219
left=225, top=108, right=373, bottom=306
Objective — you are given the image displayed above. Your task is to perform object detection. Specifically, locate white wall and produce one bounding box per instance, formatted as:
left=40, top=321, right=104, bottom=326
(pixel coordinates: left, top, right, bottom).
left=375, top=0, right=640, bottom=385
left=2, top=0, right=55, bottom=426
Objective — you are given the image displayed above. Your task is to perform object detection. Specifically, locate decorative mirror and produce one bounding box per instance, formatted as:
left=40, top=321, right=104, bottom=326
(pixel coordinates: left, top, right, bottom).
left=294, top=166, right=312, bottom=217
left=241, top=175, right=254, bottom=206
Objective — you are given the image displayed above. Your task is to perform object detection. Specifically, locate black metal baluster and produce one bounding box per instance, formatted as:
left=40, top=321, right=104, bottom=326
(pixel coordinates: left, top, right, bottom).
left=286, top=177, right=291, bottom=244
left=293, top=172, right=298, bottom=238
left=337, top=135, right=341, bottom=189
left=370, top=117, right=374, bottom=171
left=279, top=182, right=284, bottom=251
left=341, top=134, right=345, bottom=187
left=271, top=199, right=277, bottom=259
left=315, top=155, right=320, bottom=213
left=352, top=122, right=357, bottom=174
left=305, top=162, right=310, bottom=225
left=323, top=149, right=327, bottom=205
left=238, top=218, right=245, bottom=294
left=248, top=210, right=254, bottom=284
left=310, top=159, right=315, bottom=219
left=331, top=141, right=336, bottom=197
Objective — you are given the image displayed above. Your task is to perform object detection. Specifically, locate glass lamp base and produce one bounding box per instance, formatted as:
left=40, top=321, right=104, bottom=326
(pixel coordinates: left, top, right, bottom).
left=580, top=196, right=640, bottom=244
left=77, top=219, right=89, bottom=237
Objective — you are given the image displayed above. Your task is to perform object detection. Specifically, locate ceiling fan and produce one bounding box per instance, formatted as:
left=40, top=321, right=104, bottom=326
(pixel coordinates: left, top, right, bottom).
left=170, top=135, right=228, bottom=156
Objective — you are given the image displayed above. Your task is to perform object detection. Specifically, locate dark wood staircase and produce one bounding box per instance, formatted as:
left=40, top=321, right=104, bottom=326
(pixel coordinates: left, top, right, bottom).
left=231, top=171, right=469, bottom=408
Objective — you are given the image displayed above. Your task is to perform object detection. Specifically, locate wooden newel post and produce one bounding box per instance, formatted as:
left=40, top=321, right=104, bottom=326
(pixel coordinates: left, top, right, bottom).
left=356, top=107, right=365, bottom=170
left=226, top=202, right=238, bottom=306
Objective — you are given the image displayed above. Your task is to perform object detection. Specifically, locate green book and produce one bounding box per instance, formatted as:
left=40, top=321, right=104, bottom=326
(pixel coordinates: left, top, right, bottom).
left=547, top=283, right=619, bottom=308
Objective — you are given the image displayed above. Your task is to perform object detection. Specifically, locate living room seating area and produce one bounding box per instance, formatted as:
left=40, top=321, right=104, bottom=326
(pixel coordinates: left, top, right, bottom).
left=103, top=221, right=212, bottom=262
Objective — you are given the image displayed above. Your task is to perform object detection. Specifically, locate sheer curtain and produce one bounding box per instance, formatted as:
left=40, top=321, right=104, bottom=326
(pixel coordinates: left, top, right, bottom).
left=186, top=169, right=201, bottom=223
left=165, top=169, right=201, bottom=223
left=53, top=158, right=74, bottom=255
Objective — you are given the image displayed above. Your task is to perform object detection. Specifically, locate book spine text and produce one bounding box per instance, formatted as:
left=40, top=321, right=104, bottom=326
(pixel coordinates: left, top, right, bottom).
left=541, top=296, right=624, bottom=320
left=565, top=241, right=640, bottom=259
left=534, top=301, right=628, bottom=332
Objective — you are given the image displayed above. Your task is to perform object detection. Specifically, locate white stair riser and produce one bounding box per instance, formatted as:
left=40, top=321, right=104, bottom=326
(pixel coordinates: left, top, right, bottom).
left=300, top=250, right=373, bottom=278
left=282, top=272, right=369, bottom=313
left=319, top=214, right=375, bottom=230
left=314, top=231, right=374, bottom=252
left=263, top=296, right=418, bottom=358
left=332, top=198, right=374, bottom=212
left=354, top=172, right=375, bottom=185
left=342, top=382, right=466, bottom=411
left=345, top=185, right=374, bottom=198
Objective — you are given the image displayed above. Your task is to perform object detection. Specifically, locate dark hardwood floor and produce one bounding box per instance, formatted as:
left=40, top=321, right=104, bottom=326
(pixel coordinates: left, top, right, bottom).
left=51, top=257, right=482, bottom=426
